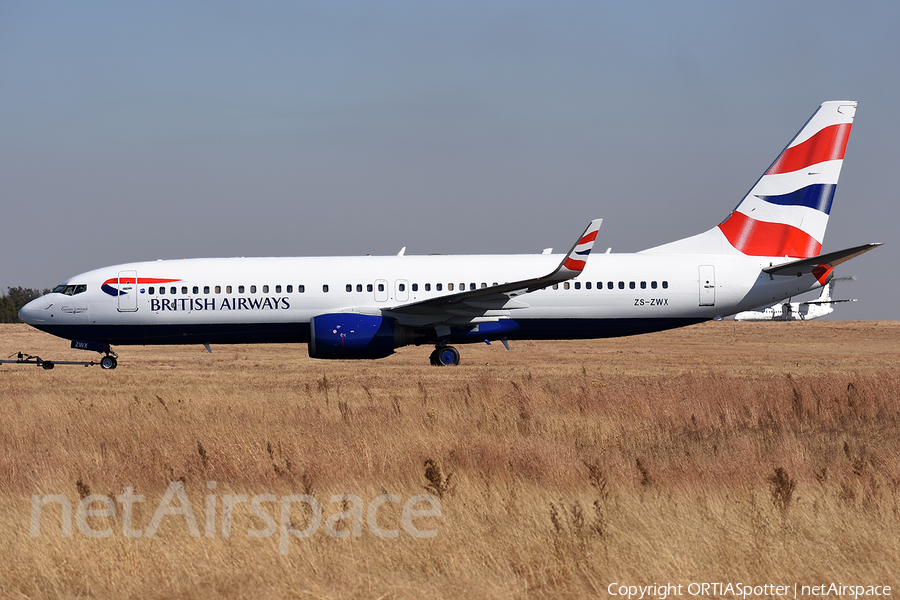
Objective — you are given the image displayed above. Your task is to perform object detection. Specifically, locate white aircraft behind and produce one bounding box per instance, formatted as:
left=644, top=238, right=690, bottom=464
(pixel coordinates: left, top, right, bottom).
left=19, top=101, right=880, bottom=368
left=733, top=279, right=856, bottom=321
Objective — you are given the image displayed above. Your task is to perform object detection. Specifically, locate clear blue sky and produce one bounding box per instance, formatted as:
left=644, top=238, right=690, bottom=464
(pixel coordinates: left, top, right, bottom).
left=2, top=1, right=897, bottom=319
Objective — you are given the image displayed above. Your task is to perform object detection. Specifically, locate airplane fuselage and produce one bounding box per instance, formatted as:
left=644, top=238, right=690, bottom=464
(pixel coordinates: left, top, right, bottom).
left=18, top=101, right=878, bottom=367
left=21, top=252, right=822, bottom=348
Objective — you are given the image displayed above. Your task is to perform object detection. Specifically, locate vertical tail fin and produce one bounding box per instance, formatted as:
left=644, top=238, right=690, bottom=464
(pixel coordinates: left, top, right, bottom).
left=642, top=101, right=857, bottom=257
left=817, top=280, right=834, bottom=302
left=717, top=101, right=857, bottom=258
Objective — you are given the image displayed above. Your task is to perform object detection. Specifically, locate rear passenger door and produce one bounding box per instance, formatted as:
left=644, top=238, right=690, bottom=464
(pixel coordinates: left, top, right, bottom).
left=698, top=265, right=715, bottom=306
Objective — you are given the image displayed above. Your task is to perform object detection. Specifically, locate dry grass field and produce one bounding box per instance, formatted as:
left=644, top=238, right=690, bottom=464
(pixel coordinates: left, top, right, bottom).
left=1, top=321, right=898, bottom=599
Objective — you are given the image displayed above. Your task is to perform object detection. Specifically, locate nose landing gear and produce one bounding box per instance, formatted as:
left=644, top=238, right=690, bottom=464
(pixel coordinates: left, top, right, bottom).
left=72, top=340, right=118, bottom=369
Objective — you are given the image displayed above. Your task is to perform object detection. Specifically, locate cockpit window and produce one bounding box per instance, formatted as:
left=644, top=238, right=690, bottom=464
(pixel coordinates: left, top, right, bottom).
left=52, top=284, right=87, bottom=296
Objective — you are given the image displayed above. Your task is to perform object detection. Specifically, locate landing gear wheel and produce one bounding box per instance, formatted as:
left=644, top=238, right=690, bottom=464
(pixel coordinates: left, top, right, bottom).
left=430, top=345, right=460, bottom=367
left=42, top=361, right=54, bottom=370
left=100, top=356, right=117, bottom=370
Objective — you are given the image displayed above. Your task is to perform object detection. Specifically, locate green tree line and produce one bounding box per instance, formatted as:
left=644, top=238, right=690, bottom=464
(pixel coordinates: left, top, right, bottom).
left=0, top=287, right=50, bottom=323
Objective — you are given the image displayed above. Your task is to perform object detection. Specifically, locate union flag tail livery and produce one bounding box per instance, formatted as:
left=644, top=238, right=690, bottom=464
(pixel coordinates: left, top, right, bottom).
left=719, top=101, right=855, bottom=258
left=643, top=101, right=858, bottom=258
left=18, top=101, right=880, bottom=368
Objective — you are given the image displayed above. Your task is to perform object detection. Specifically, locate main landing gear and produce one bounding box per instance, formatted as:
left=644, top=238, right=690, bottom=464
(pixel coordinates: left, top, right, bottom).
left=429, top=345, right=460, bottom=367
left=99, top=354, right=118, bottom=370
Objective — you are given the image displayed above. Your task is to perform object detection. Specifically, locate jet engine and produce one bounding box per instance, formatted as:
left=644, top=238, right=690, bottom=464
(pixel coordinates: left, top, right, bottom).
left=308, top=313, right=400, bottom=359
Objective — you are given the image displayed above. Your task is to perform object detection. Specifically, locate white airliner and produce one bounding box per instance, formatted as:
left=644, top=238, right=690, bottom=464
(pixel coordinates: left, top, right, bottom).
left=19, top=101, right=880, bottom=369
left=733, top=279, right=856, bottom=321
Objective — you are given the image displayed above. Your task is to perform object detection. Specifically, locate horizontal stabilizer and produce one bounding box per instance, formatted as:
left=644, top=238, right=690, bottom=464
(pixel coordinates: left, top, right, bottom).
left=801, top=299, right=855, bottom=305
left=763, top=243, right=881, bottom=277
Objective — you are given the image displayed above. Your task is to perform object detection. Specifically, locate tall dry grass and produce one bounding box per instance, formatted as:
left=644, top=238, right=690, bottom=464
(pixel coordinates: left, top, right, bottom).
left=0, top=322, right=898, bottom=598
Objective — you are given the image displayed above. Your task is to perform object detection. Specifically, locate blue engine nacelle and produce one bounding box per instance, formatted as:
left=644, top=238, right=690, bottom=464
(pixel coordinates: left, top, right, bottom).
left=308, top=313, right=396, bottom=359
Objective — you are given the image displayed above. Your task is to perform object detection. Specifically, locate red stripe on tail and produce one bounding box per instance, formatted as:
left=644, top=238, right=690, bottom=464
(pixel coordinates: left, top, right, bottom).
left=718, top=212, right=822, bottom=258
left=766, top=123, right=851, bottom=175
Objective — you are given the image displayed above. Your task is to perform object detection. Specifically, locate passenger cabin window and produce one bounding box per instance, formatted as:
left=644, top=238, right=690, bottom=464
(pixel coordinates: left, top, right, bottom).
left=425, top=283, right=431, bottom=291
left=586, top=282, right=591, bottom=289
left=448, top=283, right=454, bottom=291
left=629, top=282, right=635, bottom=289
left=356, top=284, right=363, bottom=292
left=574, top=282, right=581, bottom=289
left=287, top=285, right=293, bottom=293
left=238, top=285, right=245, bottom=294
left=298, top=285, right=305, bottom=293
left=275, top=285, right=281, bottom=293
left=159, top=287, right=165, bottom=295
left=377, top=283, right=384, bottom=292
left=171, top=286, right=177, bottom=294
left=618, top=282, right=624, bottom=290
left=250, top=285, right=256, bottom=294
left=662, top=281, right=669, bottom=289
left=436, top=283, right=442, bottom=291
left=564, top=282, right=570, bottom=290
left=651, top=281, right=657, bottom=289
left=263, top=285, right=269, bottom=293
left=412, top=283, right=418, bottom=292
left=346, top=284, right=352, bottom=292
left=204, top=286, right=210, bottom=294
left=193, top=286, right=199, bottom=294
left=225, top=286, right=232, bottom=294
left=367, top=284, right=373, bottom=292
left=148, top=287, right=155, bottom=294
left=399, top=283, right=405, bottom=292
left=640, top=281, right=646, bottom=289
left=215, top=286, right=221, bottom=294
left=323, top=285, right=329, bottom=293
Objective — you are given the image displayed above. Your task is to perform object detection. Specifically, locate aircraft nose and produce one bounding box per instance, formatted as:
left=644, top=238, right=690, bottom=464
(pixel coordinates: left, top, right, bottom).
left=18, top=297, right=51, bottom=324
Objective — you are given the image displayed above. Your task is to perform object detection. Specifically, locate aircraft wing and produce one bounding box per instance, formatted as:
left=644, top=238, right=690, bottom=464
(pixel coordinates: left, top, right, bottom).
left=763, top=243, right=882, bottom=277
left=383, top=219, right=602, bottom=327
